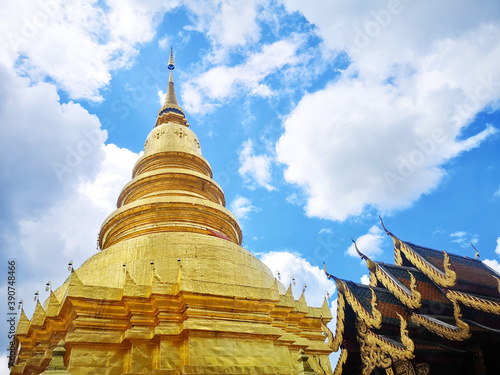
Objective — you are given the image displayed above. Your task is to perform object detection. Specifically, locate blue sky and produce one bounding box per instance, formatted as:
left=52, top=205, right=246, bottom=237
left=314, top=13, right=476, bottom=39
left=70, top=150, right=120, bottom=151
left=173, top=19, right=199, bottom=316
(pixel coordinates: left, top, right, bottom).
left=1, top=0, right=500, bottom=372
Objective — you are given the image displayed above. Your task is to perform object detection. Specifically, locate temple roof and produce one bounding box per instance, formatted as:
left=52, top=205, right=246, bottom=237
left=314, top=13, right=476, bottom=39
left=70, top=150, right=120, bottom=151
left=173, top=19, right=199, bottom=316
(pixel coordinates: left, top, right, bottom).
left=376, top=262, right=450, bottom=305
left=403, top=241, right=500, bottom=297
left=325, top=223, right=500, bottom=374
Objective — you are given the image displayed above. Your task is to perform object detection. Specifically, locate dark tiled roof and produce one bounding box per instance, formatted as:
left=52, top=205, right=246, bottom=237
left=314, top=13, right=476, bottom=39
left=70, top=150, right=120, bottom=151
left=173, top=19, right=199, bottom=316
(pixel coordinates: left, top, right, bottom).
left=378, top=263, right=450, bottom=304
left=344, top=281, right=374, bottom=313
left=404, top=242, right=500, bottom=297
left=344, top=281, right=408, bottom=323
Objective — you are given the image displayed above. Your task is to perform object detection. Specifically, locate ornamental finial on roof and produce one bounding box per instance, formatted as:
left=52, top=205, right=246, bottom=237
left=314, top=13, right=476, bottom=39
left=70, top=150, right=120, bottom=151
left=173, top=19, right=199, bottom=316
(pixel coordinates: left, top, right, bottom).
left=352, top=238, right=367, bottom=260
left=351, top=238, right=377, bottom=273
left=378, top=216, right=393, bottom=237
left=471, top=242, right=480, bottom=259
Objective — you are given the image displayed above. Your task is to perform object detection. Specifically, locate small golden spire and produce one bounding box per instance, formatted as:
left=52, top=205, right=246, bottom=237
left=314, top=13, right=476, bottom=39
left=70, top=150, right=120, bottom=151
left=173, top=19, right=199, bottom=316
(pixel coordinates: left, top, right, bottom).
left=157, top=46, right=185, bottom=123
left=41, top=340, right=71, bottom=374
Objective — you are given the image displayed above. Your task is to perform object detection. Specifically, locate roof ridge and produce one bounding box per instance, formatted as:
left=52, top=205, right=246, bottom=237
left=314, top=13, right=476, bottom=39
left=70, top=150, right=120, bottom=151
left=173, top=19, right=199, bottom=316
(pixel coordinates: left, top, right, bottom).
left=406, top=241, right=483, bottom=263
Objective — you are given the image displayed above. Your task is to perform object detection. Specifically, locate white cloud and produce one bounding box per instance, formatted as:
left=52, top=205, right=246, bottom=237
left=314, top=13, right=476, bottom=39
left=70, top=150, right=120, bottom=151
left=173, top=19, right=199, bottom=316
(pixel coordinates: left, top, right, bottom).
left=183, top=0, right=261, bottom=60
left=285, top=192, right=302, bottom=206
left=259, top=251, right=335, bottom=307
left=158, top=89, right=167, bottom=105
left=0, top=355, right=9, bottom=375
left=0, top=0, right=179, bottom=101
left=483, top=259, right=500, bottom=274
left=347, top=225, right=384, bottom=259
left=158, top=35, right=170, bottom=50
left=276, top=2, right=500, bottom=221
left=281, top=0, right=500, bottom=62
left=0, top=61, right=106, bottom=233
left=238, top=139, right=275, bottom=191
left=495, top=237, right=500, bottom=255
left=6, top=144, right=139, bottom=319
left=182, top=35, right=305, bottom=114
left=495, top=186, right=500, bottom=197
left=319, top=228, right=333, bottom=235
left=328, top=299, right=341, bottom=369
left=360, top=274, right=370, bottom=285
left=450, top=231, right=478, bottom=248
left=229, top=195, right=260, bottom=221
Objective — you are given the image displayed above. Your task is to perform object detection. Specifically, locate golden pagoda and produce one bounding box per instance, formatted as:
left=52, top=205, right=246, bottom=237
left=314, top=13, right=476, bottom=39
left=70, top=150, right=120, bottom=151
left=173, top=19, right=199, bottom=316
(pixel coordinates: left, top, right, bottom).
left=11, top=49, right=333, bottom=375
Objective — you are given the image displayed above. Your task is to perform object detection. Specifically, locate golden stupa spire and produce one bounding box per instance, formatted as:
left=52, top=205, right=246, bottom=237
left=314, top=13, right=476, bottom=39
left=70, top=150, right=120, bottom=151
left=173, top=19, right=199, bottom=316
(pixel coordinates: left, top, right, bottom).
left=99, top=50, right=242, bottom=251
left=156, top=47, right=185, bottom=126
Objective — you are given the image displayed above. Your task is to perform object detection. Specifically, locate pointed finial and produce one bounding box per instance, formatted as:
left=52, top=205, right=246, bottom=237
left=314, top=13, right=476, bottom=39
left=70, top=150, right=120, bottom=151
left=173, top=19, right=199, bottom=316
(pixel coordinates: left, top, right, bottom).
left=168, top=46, right=175, bottom=70
left=471, top=242, right=480, bottom=259
left=379, top=216, right=392, bottom=236
left=155, top=46, right=186, bottom=124
left=323, top=262, right=332, bottom=280
left=351, top=238, right=366, bottom=260
left=41, top=340, right=71, bottom=374
left=352, top=238, right=377, bottom=272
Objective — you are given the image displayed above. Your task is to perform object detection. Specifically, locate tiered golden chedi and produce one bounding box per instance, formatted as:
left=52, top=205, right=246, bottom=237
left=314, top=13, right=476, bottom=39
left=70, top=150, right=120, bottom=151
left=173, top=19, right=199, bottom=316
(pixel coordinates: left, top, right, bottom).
left=11, top=50, right=332, bottom=375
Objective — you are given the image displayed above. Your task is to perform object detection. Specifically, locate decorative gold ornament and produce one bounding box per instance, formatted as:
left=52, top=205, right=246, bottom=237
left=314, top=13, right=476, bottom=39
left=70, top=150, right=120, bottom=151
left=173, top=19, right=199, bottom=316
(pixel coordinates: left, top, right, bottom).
left=397, top=240, right=456, bottom=288
left=393, top=359, right=417, bottom=375
left=415, top=363, right=430, bottom=375
left=333, top=348, right=348, bottom=375
left=357, top=313, right=414, bottom=375
left=373, top=265, right=422, bottom=309
left=380, top=217, right=456, bottom=287
left=343, top=281, right=382, bottom=329
left=446, top=289, right=500, bottom=315
left=394, top=244, right=404, bottom=266
left=494, top=276, right=500, bottom=294
left=321, top=292, right=345, bottom=352
left=410, top=299, right=470, bottom=341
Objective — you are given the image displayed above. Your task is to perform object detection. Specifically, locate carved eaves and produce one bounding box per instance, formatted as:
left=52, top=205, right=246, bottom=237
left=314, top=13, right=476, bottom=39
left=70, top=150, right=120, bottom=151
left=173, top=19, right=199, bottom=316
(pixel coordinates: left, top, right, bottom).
left=410, top=300, right=470, bottom=341
left=374, top=265, right=422, bottom=309
left=321, top=292, right=345, bottom=352
left=380, top=218, right=457, bottom=288
left=446, top=289, right=500, bottom=316
left=357, top=313, right=414, bottom=375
